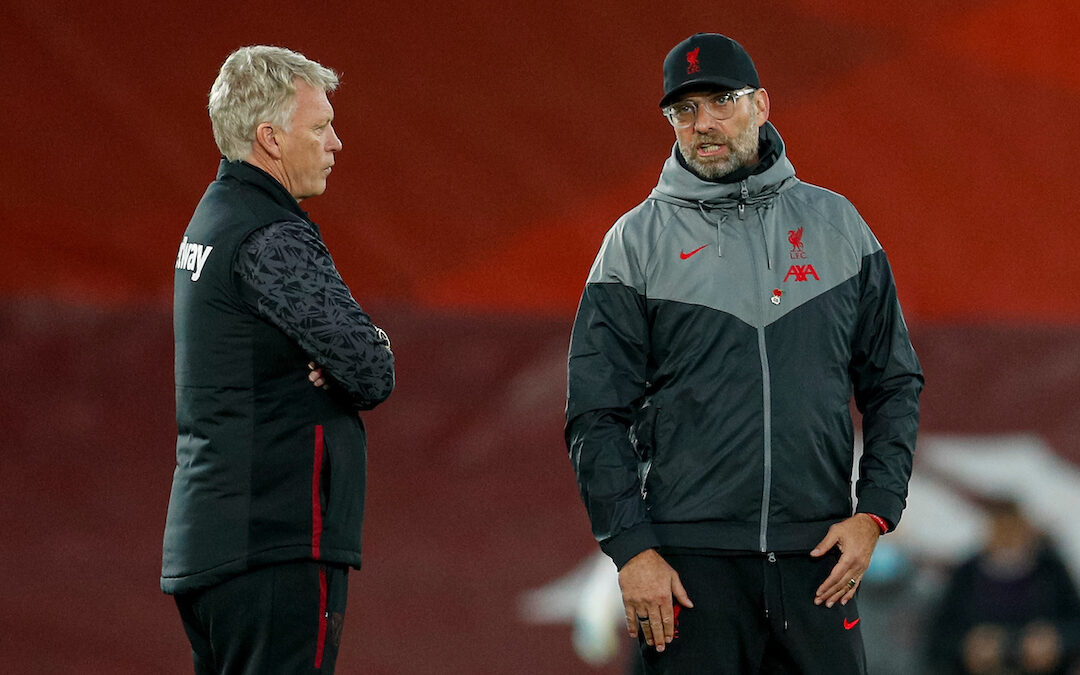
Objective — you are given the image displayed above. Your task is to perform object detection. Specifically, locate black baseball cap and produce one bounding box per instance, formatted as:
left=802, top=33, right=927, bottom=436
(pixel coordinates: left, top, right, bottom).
left=661, top=33, right=760, bottom=107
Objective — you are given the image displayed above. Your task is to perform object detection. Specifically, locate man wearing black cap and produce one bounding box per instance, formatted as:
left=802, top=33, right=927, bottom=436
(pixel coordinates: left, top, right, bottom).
left=565, top=33, right=923, bottom=673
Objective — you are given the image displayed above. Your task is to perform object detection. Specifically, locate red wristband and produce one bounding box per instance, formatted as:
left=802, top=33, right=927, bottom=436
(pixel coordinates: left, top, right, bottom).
left=864, top=513, right=889, bottom=533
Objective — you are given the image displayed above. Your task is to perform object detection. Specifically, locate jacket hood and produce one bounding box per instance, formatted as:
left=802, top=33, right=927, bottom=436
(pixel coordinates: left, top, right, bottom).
left=649, top=122, right=797, bottom=208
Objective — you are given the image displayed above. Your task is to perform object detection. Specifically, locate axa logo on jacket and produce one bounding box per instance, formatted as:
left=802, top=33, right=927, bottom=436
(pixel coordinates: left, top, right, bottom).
left=784, top=264, right=820, bottom=282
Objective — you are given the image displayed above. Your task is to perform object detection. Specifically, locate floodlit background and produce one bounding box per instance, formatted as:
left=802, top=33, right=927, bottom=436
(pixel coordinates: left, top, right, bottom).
left=2, top=2, right=1078, bottom=673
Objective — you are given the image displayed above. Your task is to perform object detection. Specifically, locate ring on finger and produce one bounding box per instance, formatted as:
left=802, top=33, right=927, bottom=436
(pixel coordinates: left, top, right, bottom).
left=847, top=578, right=857, bottom=589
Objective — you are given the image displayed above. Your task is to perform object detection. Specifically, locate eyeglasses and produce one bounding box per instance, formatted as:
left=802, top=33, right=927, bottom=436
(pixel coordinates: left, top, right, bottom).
left=662, top=88, right=758, bottom=128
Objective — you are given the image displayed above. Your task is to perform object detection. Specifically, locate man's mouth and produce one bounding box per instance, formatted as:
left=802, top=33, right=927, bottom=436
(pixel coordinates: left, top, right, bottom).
left=696, top=142, right=727, bottom=158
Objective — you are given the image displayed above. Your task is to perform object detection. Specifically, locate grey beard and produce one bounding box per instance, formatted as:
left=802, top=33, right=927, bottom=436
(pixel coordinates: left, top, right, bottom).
left=679, top=119, right=760, bottom=180
left=685, top=151, right=743, bottom=179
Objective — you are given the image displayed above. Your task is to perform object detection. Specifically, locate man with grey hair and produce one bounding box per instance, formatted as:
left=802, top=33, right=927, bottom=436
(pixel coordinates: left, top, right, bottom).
left=162, top=45, right=394, bottom=673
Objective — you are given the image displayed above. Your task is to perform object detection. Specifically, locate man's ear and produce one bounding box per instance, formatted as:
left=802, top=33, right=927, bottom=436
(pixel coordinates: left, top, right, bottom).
left=754, top=88, right=771, bottom=127
left=254, top=122, right=282, bottom=159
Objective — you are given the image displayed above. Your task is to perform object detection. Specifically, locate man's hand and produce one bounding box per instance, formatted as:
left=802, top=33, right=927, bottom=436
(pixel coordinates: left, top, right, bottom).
left=811, top=514, right=881, bottom=607
left=618, top=549, right=693, bottom=652
left=963, top=624, right=1008, bottom=674
left=1020, top=621, right=1064, bottom=673
left=308, top=362, right=330, bottom=389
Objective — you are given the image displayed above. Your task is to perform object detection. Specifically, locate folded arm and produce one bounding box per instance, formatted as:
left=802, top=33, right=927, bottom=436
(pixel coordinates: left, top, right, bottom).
left=235, top=220, right=395, bottom=410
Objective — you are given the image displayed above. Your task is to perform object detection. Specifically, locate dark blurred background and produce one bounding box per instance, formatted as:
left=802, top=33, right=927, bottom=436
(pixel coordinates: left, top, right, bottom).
left=2, top=1, right=1079, bottom=673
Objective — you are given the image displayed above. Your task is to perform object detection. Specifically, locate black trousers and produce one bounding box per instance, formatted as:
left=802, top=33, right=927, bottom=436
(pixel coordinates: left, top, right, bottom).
left=175, top=561, right=350, bottom=675
left=639, top=552, right=867, bottom=674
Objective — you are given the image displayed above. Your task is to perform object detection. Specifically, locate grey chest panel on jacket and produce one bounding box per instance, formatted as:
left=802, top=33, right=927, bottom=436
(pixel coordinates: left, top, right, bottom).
left=642, top=196, right=865, bottom=329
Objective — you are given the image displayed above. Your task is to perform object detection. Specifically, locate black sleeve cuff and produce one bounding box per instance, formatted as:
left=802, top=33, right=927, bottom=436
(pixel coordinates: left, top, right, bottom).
left=599, top=523, right=661, bottom=570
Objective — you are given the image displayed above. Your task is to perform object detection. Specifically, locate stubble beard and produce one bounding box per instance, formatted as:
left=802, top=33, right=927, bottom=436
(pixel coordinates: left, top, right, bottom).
left=680, top=114, right=761, bottom=180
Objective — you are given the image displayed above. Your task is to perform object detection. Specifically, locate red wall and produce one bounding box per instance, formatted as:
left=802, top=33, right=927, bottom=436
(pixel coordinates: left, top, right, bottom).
left=3, top=0, right=1079, bottom=321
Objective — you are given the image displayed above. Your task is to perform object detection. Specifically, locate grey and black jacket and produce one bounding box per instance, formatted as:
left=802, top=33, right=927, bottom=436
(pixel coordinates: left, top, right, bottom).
left=566, top=123, right=923, bottom=569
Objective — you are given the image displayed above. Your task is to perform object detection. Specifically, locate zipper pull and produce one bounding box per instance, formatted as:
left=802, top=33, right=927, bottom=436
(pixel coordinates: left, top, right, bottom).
left=764, top=551, right=777, bottom=619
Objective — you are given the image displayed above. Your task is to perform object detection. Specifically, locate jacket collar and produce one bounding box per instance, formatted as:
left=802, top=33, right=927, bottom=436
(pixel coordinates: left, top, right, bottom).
left=649, top=122, right=796, bottom=207
left=216, top=158, right=310, bottom=221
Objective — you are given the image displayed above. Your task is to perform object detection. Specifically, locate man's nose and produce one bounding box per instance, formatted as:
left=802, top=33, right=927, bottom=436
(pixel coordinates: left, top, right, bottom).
left=693, top=105, right=718, bottom=133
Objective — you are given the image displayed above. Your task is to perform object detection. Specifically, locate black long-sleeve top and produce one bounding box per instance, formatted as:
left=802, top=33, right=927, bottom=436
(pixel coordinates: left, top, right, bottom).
left=235, top=220, right=394, bottom=410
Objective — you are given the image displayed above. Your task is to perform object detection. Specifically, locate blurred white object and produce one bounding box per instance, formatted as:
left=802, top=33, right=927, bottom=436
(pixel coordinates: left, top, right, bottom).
left=571, top=552, right=624, bottom=665
left=519, top=551, right=623, bottom=664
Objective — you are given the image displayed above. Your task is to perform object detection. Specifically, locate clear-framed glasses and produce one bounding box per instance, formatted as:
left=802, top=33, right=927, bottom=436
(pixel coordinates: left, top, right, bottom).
left=662, top=87, right=758, bottom=128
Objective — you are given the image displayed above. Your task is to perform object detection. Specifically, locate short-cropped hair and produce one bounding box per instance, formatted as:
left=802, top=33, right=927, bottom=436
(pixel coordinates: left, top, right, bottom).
left=208, top=45, right=339, bottom=161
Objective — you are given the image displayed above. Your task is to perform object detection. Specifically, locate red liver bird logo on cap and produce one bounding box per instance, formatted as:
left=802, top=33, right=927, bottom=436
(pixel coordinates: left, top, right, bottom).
left=686, top=47, right=701, bottom=74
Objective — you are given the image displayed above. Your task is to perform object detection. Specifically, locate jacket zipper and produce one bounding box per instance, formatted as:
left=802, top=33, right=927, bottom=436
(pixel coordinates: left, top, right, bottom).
left=739, top=179, right=774, bottom=553
left=757, top=324, right=773, bottom=552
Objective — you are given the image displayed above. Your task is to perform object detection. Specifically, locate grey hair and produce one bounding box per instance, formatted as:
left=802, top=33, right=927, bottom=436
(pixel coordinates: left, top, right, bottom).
left=208, top=45, right=339, bottom=161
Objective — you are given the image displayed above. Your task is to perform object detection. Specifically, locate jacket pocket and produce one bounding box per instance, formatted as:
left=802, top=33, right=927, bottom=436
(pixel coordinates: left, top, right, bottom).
left=629, top=401, right=659, bottom=462
left=630, top=402, right=660, bottom=499
left=314, top=417, right=367, bottom=553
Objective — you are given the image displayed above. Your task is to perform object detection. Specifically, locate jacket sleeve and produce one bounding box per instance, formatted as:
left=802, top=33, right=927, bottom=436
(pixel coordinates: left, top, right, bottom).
left=849, top=247, right=923, bottom=529
left=234, top=220, right=395, bottom=410
left=566, top=221, right=658, bottom=568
